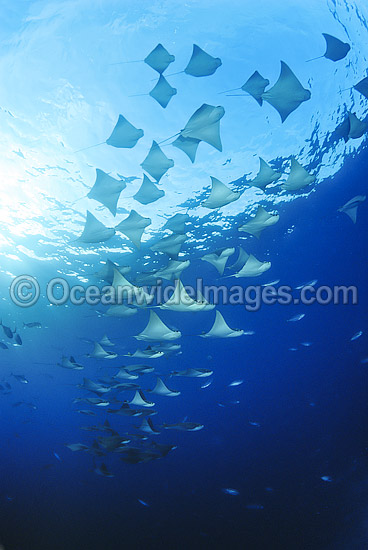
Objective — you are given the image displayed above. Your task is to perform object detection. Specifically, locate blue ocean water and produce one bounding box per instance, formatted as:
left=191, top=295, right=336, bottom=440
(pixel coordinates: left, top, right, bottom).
left=0, top=1, right=368, bottom=549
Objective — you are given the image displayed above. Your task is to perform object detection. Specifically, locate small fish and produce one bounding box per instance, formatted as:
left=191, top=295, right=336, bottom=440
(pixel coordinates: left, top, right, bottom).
left=0, top=342, right=8, bottom=350
left=0, top=321, right=13, bottom=339
left=138, top=499, right=150, bottom=507
left=301, top=342, right=312, bottom=347
left=201, top=379, right=213, bottom=389
left=217, top=403, right=225, bottom=408
left=53, top=452, right=62, bottom=462
left=249, top=421, right=261, bottom=427
left=360, top=357, right=368, bottom=364
left=351, top=331, right=363, bottom=341
left=295, top=280, right=318, bottom=290
left=11, top=374, right=28, bottom=384
left=262, top=279, right=280, bottom=287
left=228, top=379, right=243, bottom=387
left=14, top=333, right=22, bottom=346
left=287, top=313, right=305, bottom=322
left=321, top=476, right=332, bottom=482
left=243, top=331, right=255, bottom=336
left=23, top=322, right=42, bottom=329
left=288, top=347, right=298, bottom=351
left=222, top=488, right=239, bottom=496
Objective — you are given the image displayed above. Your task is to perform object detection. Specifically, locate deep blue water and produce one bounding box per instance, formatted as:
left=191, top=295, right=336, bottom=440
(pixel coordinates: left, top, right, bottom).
left=0, top=2, right=368, bottom=549
left=0, top=145, right=367, bottom=550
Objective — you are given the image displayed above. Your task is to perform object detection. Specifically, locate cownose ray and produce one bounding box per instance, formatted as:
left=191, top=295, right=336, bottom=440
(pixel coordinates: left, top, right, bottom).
left=109, top=268, right=154, bottom=308
left=111, top=43, right=175, bottom=74
left=178, top=104, right=225, bottom=154
left=163, top=213, right=190, bottom=233
left=124, top=348, right=164, bottom=359
left=307, top=33, right=350, bottom=62
left=238, top=206, right=279, bottom=238
left=200, top=310, right=244, bottom=338
left=86, top=342, right=118, bottom=360
left=150, top=441, right=177, bottom=457
left=335, top=112, right=367, bottom=142
left=159, top=279, right=215, bottom=312
left=138, top=418, right=160, bottom=434
left=114, top=368, right=139, bottom=380
left=107, top=403, right=143, bottom=417
left=347, top=112, right=367, bottom=140
left=192, top=289, right=216, bottom=310
left=228, top=247, right=249, bottom=272
left=87, top=169, right=126, bottom=216
left=141, top=141, right=174, bottom=182
left=148, top=377, right=180, bottom=397
left=220, top=71, right=270, bottom=105
left=131, top=75, right=177, bottom=109
left=99, top=335, right=114, bottom=347
left=115, top=209, right=151, bottom=248
left=124, top=364, right=155, bottom=374
left=201, top=248, right=235, bottom=275
left=353, top=77, right=368, bottom=99
left=162, top=421, right=204, bottom=431
left=138, top=259, right=190, bottom=283
left=152, top=342, right=181, bottom=353
left=184, top=44, right=222, bottom=77
left=155, top=259, right=191, bottom=280
left=261, top=61, right=311, bottom=122
left=171, top=368, right=213, bottom=377
left=151, top=233, right=187, bottom=256
left=95, top=259, right=131, bottom=284
left=338, top=195, right=366, bottom=223
left=129, top=390, right=155, bottom=408
left=172, top=136, right=200, bottom=163
left=145, top=44, right=175, bottom=73
left=78, top=377, right=111, bottom=394
left=133, top=174, right=165, bottom=205
left=135, top=310, right=181, bottom=341
left=229, top=253, right=271, bottom=278
left=249, top=158, right=282, bottom=189
left=74, top=397, right=110, bottom=406
left=77, top=211, right=115, bottom=244
left=58, top=356, right=84, bottom=370
left=125, top=343, right=175, bottom=360
left=97, top=435, right=130, bottom=451
left=75, top=114, right=143, bottom=153
left=149, top=75, right=177, bottom=108
left=105, top=380, right=140, bottom=391
left=282, top=158, right=315, bottom=191
left=202, top=177, right=241, bottom=209
left=104, top=304, right=138, bottom=318
left=65, top=443, right=89, bottom=452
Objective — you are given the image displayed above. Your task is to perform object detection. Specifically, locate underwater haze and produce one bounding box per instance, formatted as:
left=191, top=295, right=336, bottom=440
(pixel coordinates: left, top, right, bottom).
left=0, top=1, right=368, bottom=549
